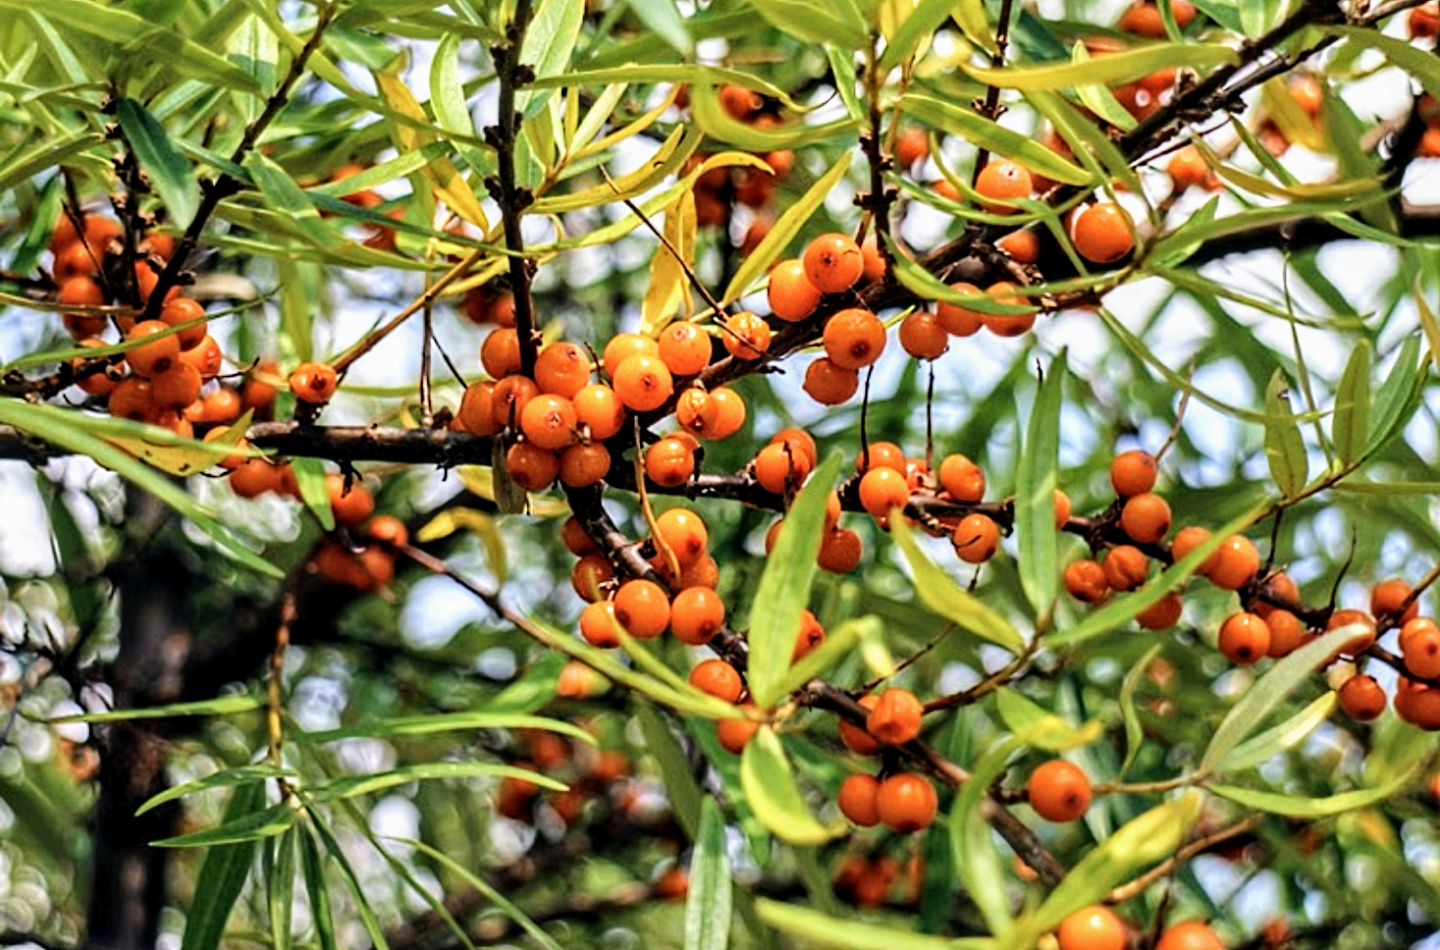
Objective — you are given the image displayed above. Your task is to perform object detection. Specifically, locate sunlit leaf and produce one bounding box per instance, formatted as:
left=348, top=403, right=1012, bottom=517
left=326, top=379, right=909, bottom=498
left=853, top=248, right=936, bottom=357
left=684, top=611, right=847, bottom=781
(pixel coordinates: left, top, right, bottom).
left=1264, top=369, right=1307, bottom=498
left=116, top=97, right=200, bottom=229
left=740, top=728, right=841, bottom=846
left=1333, top=340, right=1371, bottom=466
left=890, top=515, right=1025, bottom=653
left=686, top=799, right=733, bottom=950
left=1015, top=350, right=1065, bottom=619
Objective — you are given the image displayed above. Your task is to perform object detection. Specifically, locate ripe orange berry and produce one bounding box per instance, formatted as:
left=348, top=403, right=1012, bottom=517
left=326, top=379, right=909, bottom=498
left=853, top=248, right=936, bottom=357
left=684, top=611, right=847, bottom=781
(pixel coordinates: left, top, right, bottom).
left=1289, top=75, right=1323, bottom=116
left=1264, top=609, right=1308, bottom=657
left=1071, top=202, right=1135, bottom=264
left=1371, top=578, right=1420, bottom=624
left=866, top=688, right=924, bottom=746
left=754, top=440, right=811, bottom=495
left=228, top=458, right=283, bottom=498
left=645, top=436, right=696, bottom=488
left=183, top=335, right=224, bottom=378
left=823, top=308, right=887, bottom=370
left=719, top=84, right=763, bottom=121
left=803, top=358, right=859, bottom=404
left=769, top=427, right=818, bottom=471
left=1109, top=449, right=1157, bottom=497
left=716, top=704, right=760, bottom=754
left=580, top=600, right=621, bottom=648
left=1054, top=488, right=1073, bottom=528
left=480, top=327, right=522, bottom=379
left=326, top=473, right=374, bottom=526
left=794, top=609, right=826, bottom=661
left=974, top=158, right=1033, bottom=213
left=936, top=283, right=985, bottom=337
left=1327, top=608, right=1377, bottom=657
left=149, top=363, right=203, bottom=410
left=124, top=320, right=182, bottom=378
left=859, top=234, right=886, bottom=284
left=519, top=393, right=578, bottom=450
left=1119, top=492, right=1171, bottom=544
left=108, top=377, right=157, bottom=423
left=657, top=321, right=713, bottom=376
left=1168, top=146, right=1212, bottom=192
left=613, top=578, right=671, bottom=639
left=491, top=375, right=540, bottom=429
left=767, top=259, right=823, bottom=321
left=533, top=341, right=592, bottom=398
left=671, top=586, right=726, bottom=645
left=366, top=515, right=409, bottom=548
left=689, top=658, right=743, bottom=703
left=817, top=526, right=862, bottom=573
left=1170, top=525, right=1215, bottom=570
left=601, top=333, right=659, bottom=378
left=840, top=695, right=881, bottom=755
left=836, top=773, right=881, bottom=826
left=1027, top=759, right=1091, bottom=822
left=559, top=442, right=611, bottom=487
left=159, top=297, right=209, bottom=351
left=612, top=354, right=674, bottom=412
left=571, top=552, right=614, bottom=602
left=1395, top=676, right=1440, bottom=729
left=802, top=232, right=864, bottom=294
left=1338, top=673, right=1386, bottom=721
left=1102, top=545, right=1149, bottom=591
left=898, top=310, right=948, bottom=360
left=954, top=513, right=1000, bottom=563
left=1400, top=617, right=1440, bottom=678
left=505, top=441, right=560, bottom=491
left=938, top=454, right=985, bottom=503
left=572, top=383, right=627, bottom=440
left=457, top=381, right=500, bottom=436
left=561, top=516, right=598, bottom=556
left=856, top=441, right=906, bottom=473
left=1065, top=560, right=1109, bottom=603
left=875, top=773, right=939, bottom=833
left=289, top=360, right=339, bottom=404
left=1118, top=1, right=1196, bottom=37
left=721, top=311, right=772, bottom=360
left=996, top=227, right=1041, bottom=264
left=1137, top=591, right=1184, bottom=630
left=1057, top=905, right=1127, bottom=950
left=859, top=467, right=910, bottom=518
left=1154, top=920, right=1224, bottom=950
left=894, top=126, right=929, bottom=169
left=1412, top=1, right=1440, bottom=38
left=978, top=282, right=1038, bottom=337
left=655, top=507, right=708, bottom=567
left=1218, top=612, right=1271, bottom=665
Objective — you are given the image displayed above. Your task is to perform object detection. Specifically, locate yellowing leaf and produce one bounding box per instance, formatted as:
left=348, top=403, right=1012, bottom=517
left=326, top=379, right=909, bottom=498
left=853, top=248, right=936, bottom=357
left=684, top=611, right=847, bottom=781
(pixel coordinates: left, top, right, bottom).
left=374, top=70, right=489, bottom=230
left=640, top=190, right=696, bottom=334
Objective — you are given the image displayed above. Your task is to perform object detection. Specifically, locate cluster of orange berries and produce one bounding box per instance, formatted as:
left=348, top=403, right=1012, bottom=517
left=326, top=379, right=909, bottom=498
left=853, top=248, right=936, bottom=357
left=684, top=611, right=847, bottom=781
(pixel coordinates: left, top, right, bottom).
left=307, top=477, right=410, bottom=592
left=1054, top=906, right=1224, bottom=950
left=832, top=688, right=939, bottom=833
left=494, top=730, right=636, bottom=830
left=685, top=85, right=794, bottom=232
left=832, top=851, right=924, bottom=910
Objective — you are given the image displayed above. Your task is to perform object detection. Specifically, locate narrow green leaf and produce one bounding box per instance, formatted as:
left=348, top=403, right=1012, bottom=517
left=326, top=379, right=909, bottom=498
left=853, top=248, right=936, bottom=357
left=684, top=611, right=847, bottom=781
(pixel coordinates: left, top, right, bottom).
left=267, top=828, right=296, bottom=950
left=402, top=838, right=567, bottom=950
left=746, top=0, right=868, bottom=48
left=902, top=93, right=1090, bottom=186
left=1367, top=333, right=1422, bottom=454
left=740, top=728, right=839, bottom=847
left=964, top=43, right=1236, bottom=89
left=879, top=0, right=960, bottom=70
left=1015, top=351, right=1065, bottom=619
left=116, top=97, right=200, bottom=229
left=723, top=152, right=852, bottom=307
left=1220, top=693, right=1337, bottom=774
left=1332, top=340, right=1371, bottom=466
left=302, top=712, right=595, bottom=745
left=179, top=781, right=265, bottom=950
left=305, top=810, right=393, bottom=950
left=691, top=83, right=858, bottom=151
left=299, top=826, right=338, bottom=950
left=889, top=516, right=1025, bottom=653
left=290, top=457, right=334, bottom=532
left=0, top=130, right=107, bottom=196
left=994, top=688, right=1099, bottom=752
left=756, top=900, right=995, bottom=950
left=1263, top=369, right=1307, bottom=498
left=686, top=799, right=733, bottom=950
left=430, top=33, right=472, bottom=139
left=747, top=452, right=842, bottom=709
left=1209, top=771, right=1419, bottom=818
left=244, top=152, right=341, bottom=249
left=629, top=0, right=693, bottom=55
left=772, top=616, right=880, bottom=700
left=137, top=765, right=294, bottom=817
left=1017, top=792, right=1202, bottom=940
left=638, top=703, right=704, bottom=839
left=1199, top=625, right=1358, bottom=775
left=157, top=802, right=295, bottom=849
left=1119, top=644, right=1163, bottom=777
left=46, top=693, right=264, bottom=724
left=825, top=48, right=864, bottom=122
left=313, top=763, right=565, bottom=802
left=1072, top=44, right=1138, bottom=133
left=952, top=740, right=1018, bottom=935
left=517, top=0, right=584, bottom=118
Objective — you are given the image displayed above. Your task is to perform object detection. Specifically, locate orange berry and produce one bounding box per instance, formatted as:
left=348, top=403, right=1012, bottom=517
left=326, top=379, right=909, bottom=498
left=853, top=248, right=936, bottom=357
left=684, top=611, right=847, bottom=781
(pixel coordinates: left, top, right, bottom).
left=601, top=333, right=659, bottom=378
left=974, top=158, right=1032, bottom=213
left=894, top=126, right=929, bottom=169
left=1168, top=146, right=1212, bottom=191
left=490, top=375, right=540, bottom=430
left=936, top=283, right=985, bottom=337
left=754, top=440, right=811, bottom=495
left=325, top=473, right=374, bottom=526
left=1289, top=75, right=1323, bottom=116
left=836, top=773, right=881, bottom=826
left=721, top=311, right=772, bottom=360
left=671, top=586, right=726, bottom=645
left=159, top=297, right=209, bottom=351
left=1170, top=525, right=1215, bottom=570
left=823, top=307, right=887, bottom=370
left=996, top=227, right=1041, bottom=264
left=1119, top=492, right=1171, bottom=544
left=1218, top=612, right=1271, bottom=665
left=559, top=442, right=611, bottom=487
left=802, top=232, right=864, bottom=294
left=769, top=427, right=818, bottom=471
left=519, top=393, right=578, bottom=450
left=1109, top=449, right=1157, bottom=497
left=1400, top=617, right=1440, bottom=678
left=859, top=467, right=910, bottom=518
left=644, top=436, right=696, bottom=487
left=572, top=383, right=627, bottom=441
left=1137, top=591, right=1184, bottom=630
left=533, top=341, right=592, bottom=397
left=108, top=377, right=157, bottom=423
left=898, top=310, right=948, bottom=360
left=719, top=84, right=763, bottom=121
left=613, top=578, right=670, bottom=639
left=457, top=381, right=501, bottom=436
left=794, top=609, right=826, bottom=662
left=1057, top=905, right=1127, bottom=950
left=938, top=454, right=985, bottom=502
left=561, top=516, right=598, bottom=556
left=716, top=704, right=760, bottom=754
left=124, top=320, right=181, bottom=378
left=1064, top=559, right=1110, bottom=603
left=228, top=458, right=283, bottom=498
left=980, top=282, right=1037, bottom=337
left=657, top=321, right=713, bottom=376
left=612, top=354, right=674, bottom=412
left=817, top=526, right=862, bottom=573
left=689, top=658, right=743, bottom=703
left=803, top=358, right=859, bottom=404
left=1102, top=545, right=1149, bottom=592
left=767, top=259, right=823, bottom=321
left=856, top=441, right=905, bottom=473
left=366, top=515, right=409, bottom=548
left=1395, top=676, right=1440, bottom=729
left=840, top=695, right=881, bottom=755
left=480, top=327, right=522, bottom=379
left=580, top=600, right=621, bottom=648
left=149, top=363, right=202, bottom=410
left=859, top=234, right=886, bottom=284
left=289, top=360, right=339, bottom=404
left=1327, top=608, right=1377, bottom=657
left=505, top=441, right=560, bottom=491
left=1071, top=202, right=1135, bottom=264
left=655, top=508, right=708, bottom=567
left=1054, top=488, right=1072, bottom=528
left=954, top=513, right=1000, bottom=563
left=1338, top=674, right=1386, bottom=721
left=866, top=688, right=924, bottom=746
left=1264, top=609, right=1308, bottom=658
left=1154, top=921, right=1224, bottom=950
left=1027, top=759, right=1091, bottom=822
left=1412, top=1, right=1440, bottom=37
left=183, top=336, right=225, bottom=378
left=1371, top=577, right=1420, bottom=624
left=571, top=553, right=614, bottom=602
left=875, top=772, right=938, bottom=833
